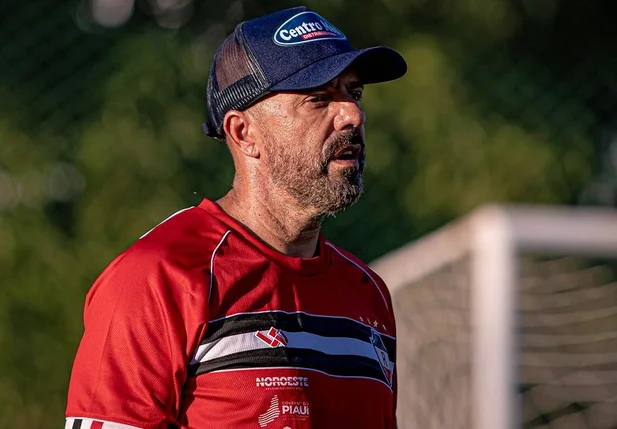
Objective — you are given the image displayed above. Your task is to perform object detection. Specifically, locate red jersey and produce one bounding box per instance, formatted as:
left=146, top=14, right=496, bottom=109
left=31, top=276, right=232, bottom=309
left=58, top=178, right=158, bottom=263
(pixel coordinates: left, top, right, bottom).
left=65, top=198, right=397, bottom=429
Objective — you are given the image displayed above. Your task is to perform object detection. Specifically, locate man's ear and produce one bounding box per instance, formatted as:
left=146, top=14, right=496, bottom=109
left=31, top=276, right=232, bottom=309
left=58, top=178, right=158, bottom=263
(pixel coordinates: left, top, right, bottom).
left=223, top=110, right=260, bottom=158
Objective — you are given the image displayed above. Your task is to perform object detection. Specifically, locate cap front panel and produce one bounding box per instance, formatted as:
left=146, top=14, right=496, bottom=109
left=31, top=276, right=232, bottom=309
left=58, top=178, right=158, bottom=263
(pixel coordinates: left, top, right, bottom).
left=242, top=8, right=354, bottom=87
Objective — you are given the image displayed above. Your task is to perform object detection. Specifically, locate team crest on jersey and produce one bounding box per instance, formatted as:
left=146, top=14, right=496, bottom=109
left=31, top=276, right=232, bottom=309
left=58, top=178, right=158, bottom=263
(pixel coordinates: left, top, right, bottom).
left=273, top=11, right=347, bottom=46
left=370, top=328, right=394, bottom=386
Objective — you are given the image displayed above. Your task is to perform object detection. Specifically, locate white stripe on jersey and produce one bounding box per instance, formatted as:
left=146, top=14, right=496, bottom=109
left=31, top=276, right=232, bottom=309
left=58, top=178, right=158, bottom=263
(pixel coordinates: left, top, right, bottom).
left=65, top=417, right=142, bottom=429
left=191, top=329, right=394, bottom=368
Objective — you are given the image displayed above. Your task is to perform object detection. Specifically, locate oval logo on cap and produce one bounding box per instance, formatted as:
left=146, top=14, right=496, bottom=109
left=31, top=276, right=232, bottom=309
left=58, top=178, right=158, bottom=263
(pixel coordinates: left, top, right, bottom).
left=273, top=11, right=347, bottom=46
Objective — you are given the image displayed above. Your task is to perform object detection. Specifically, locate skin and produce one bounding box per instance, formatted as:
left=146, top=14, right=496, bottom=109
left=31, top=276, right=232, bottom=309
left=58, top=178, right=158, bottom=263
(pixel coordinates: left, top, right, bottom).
left=217, top=69, right=366, bottom=258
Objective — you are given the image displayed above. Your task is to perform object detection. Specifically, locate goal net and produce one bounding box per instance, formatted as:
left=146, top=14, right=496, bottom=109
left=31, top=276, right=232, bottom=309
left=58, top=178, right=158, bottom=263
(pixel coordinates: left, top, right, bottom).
left=371, top=205, right=617, bottom=429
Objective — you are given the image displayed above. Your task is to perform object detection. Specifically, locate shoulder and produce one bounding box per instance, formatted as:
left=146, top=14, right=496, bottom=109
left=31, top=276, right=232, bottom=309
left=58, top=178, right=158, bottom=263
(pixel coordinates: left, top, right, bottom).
left=92, top=205, right=233, bottom=298
left=139, top=205, right=231, bottom=251
left=133, top=204, right=232, bottom=266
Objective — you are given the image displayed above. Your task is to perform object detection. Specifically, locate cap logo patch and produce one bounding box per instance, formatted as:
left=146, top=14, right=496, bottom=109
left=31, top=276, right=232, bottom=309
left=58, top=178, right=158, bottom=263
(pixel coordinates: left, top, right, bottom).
left=273, top=11, right=346, bottom=46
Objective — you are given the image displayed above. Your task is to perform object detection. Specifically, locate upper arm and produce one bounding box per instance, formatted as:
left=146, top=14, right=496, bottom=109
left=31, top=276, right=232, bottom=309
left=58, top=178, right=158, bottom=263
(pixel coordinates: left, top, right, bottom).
left=66, top=247, right=207, bottom=429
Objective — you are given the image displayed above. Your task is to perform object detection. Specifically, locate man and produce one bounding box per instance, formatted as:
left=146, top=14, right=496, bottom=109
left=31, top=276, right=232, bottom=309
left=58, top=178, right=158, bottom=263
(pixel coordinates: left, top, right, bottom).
left=65, top=5, right=406, bottom=429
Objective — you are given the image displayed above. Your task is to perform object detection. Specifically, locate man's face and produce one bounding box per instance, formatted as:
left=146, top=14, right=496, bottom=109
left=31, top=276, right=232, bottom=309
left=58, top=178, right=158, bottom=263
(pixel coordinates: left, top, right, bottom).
left=252, top=70, right=366, bottom=216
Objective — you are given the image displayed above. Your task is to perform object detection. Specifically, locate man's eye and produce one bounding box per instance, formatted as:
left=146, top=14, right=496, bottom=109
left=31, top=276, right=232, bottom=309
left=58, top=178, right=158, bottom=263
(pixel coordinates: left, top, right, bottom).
left=351, top=92, right=363, bottom=101
left=309, top=95, right=330, bottom=103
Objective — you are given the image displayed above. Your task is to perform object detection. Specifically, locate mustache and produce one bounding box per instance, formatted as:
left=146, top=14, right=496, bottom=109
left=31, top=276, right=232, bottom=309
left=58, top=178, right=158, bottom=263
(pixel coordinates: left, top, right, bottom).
left=324, top=128, right=365, bottom=160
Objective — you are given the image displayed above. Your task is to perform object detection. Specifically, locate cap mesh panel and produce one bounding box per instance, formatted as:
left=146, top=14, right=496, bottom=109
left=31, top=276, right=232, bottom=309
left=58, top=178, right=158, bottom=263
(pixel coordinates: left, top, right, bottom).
left=206, top=26, right=270, bottom=138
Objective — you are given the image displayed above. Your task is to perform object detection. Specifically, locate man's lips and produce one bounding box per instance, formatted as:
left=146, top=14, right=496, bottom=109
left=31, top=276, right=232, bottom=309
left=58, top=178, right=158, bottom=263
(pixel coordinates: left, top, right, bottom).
left=332, top=144, right=362, bottom=160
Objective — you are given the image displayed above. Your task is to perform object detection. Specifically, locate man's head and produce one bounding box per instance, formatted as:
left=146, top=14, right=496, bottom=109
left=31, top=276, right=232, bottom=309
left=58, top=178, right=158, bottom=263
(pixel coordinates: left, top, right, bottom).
left=204, top=6, right=407, bottom=215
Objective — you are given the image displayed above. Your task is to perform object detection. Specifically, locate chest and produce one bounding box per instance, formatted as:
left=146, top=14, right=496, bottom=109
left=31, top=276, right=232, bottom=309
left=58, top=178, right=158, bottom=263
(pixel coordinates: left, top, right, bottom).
left=206, top=257, right=394, bottom=333
left=178, top=260, right=396, bottom=428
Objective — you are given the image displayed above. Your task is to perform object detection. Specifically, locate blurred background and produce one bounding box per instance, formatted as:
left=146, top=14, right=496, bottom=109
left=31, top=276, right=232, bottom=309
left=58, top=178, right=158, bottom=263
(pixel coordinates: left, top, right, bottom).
left=1, top=0, right=617, bottom=426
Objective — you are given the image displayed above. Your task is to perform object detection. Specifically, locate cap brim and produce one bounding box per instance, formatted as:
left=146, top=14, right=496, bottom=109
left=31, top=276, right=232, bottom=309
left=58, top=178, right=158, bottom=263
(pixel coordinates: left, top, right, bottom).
left=268, top=46, right=407, bottom=92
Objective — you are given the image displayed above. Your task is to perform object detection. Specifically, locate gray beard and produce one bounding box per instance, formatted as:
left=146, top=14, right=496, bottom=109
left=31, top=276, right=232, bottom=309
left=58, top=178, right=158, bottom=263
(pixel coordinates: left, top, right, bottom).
left=278, top=165, right=365, bottom=216
left=265, top=134, right=365, bottom=216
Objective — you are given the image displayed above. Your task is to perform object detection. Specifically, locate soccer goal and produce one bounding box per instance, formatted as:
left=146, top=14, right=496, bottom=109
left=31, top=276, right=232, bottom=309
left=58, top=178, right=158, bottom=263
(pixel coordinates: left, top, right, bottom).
left=370, top=204, right=617, bottom=429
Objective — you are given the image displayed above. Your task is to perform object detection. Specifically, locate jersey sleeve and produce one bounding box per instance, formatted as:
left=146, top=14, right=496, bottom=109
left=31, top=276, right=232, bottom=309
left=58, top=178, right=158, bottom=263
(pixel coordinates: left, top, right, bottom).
left=66, top=244, right=209, bottom=429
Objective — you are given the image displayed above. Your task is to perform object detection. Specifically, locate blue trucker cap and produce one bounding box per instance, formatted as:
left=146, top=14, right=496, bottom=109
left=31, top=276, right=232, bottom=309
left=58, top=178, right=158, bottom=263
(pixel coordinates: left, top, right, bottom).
left=203, top=6, right=408, bottom=139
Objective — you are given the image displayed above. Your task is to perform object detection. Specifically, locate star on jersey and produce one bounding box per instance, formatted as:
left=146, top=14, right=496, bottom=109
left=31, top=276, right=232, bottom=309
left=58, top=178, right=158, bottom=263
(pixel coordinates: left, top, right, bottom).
left=360, top=316, right=383, bottom=330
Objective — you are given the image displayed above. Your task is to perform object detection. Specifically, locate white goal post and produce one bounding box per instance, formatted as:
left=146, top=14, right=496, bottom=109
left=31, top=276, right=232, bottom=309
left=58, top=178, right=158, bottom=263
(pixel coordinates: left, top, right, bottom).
left=370, top=204, right=617, bottom=429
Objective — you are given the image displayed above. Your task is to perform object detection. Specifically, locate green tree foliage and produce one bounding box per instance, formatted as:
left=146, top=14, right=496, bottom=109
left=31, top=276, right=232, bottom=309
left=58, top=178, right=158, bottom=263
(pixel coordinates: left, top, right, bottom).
left=1, top=0, right=614, bottom=425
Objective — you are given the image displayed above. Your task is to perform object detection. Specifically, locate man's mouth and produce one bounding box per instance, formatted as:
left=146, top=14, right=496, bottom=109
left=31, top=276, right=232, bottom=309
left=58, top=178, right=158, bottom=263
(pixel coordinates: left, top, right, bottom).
left=332, top=144, right=362, bottom=161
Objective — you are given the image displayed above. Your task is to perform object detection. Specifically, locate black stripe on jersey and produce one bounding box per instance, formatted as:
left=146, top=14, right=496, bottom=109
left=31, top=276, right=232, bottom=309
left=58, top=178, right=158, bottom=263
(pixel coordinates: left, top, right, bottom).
left=189, top=347, right=390, bottom=386
left=202, top=311, right=395, bottom=357
left=72, top=419, right=82, bottom=429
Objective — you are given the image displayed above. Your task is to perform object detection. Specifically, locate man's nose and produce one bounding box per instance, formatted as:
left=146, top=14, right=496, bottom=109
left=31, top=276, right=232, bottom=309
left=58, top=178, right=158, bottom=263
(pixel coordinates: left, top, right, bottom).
left=333, top=99, right=366, bottom=131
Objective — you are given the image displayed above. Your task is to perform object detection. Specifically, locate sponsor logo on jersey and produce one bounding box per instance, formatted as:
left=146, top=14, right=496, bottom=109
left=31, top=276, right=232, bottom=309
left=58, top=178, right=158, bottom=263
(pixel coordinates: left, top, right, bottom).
left=257, top=396, right=311, bottom=427
left=256, top=376, right=309, bottom=388
left=258, top=395, right=281, bottom=427
left=282, top=401, right=310, bottom=417
left=370, top=328, right=394, bottom=386
left=255, top=327, right=289, bottom=347
left=273, top=11, right=346, bottom=46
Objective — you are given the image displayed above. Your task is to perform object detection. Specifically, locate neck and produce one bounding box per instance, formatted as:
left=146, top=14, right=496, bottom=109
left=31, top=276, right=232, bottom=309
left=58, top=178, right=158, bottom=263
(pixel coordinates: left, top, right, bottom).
left=217, top=187, right=324, bottom=258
